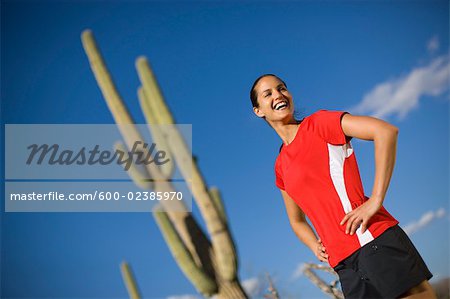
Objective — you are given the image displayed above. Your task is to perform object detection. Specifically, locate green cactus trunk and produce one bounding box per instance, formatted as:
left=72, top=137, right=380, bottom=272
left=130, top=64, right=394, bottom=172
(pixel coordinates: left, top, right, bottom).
left=81, top=30, right=247, bottom=299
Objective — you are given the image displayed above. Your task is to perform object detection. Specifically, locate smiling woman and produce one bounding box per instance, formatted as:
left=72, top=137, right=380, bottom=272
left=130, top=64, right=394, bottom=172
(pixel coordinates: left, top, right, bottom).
left=249, top=74, right=436, bottom=299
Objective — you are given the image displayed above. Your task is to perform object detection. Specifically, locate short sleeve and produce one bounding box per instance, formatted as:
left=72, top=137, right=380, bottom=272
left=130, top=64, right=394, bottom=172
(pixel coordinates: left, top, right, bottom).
left=312, top=109, right=352, bottom=145
left=275, top=158, right=285, bottom=190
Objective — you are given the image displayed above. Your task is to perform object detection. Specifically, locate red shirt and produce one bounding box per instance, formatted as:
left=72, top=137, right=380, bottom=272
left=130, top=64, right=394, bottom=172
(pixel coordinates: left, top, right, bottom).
left=275, top=109, right=399, bottom=268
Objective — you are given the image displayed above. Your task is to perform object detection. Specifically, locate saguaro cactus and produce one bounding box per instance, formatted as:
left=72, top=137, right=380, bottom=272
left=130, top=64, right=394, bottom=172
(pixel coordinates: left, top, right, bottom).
left=81, top=29, right=247, bottom=299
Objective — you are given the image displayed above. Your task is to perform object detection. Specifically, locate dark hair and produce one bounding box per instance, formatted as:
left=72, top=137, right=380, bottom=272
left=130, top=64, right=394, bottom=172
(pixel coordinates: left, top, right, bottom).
left=250, top=74, right=287, bottom=108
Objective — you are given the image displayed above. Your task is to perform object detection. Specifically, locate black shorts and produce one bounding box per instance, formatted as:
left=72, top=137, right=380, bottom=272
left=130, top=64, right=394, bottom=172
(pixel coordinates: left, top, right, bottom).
left=333, top=224, right=433, bottom=299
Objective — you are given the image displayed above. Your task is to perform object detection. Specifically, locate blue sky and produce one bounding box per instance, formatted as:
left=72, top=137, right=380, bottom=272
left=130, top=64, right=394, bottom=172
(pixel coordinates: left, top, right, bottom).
left=1, top=1, right=449, bottom=298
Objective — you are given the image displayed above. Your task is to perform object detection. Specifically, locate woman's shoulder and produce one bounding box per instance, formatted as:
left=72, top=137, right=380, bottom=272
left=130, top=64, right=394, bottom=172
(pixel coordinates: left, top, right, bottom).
left=304, top=108, right=349, bottom=126
left=309, top=108, right=334, bottom=118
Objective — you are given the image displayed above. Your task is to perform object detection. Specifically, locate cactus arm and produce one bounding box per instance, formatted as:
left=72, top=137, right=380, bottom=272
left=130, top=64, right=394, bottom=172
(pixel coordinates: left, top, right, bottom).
left=208, top=187, right=226, bottom=226
left=136, top=57, right=174, bottom=124
left=154, top=210, right=218, bottom=296
left=137, top=87, right=158, bottom=125
left=81, top=30, right=145, bottom=154
left=81, top=30, right=133, bottom=125
left=207, top=187, right=238, bottom=280
left=81, top=29, right=200, bottom=260
left=120, top=261, right=142, bottom=299
left=82, top=30, right=173, bottom=197
left=137, top=87, right=175, bottom=178
left=136, top=57, right=237, bottom=281
left=113, top=141, right=154, bottom=190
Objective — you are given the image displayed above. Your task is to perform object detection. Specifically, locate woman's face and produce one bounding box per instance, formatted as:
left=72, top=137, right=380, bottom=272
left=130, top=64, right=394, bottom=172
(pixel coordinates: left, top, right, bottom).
left=253, top=76, right=294, bottom=122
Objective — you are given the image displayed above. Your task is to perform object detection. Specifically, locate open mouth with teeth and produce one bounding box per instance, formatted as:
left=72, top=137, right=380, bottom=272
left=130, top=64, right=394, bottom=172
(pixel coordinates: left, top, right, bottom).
left=274, top=101, right=288, bottom=111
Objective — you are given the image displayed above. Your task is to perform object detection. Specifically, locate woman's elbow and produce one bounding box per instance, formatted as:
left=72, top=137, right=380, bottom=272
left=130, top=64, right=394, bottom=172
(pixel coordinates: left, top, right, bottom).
left=391, top=125, right=399, bottom=135
left=380, top=123, right=399, bottom=138
left=387, top=125, right=399, bottom=139
left=289, top=219, right=306, bottom=231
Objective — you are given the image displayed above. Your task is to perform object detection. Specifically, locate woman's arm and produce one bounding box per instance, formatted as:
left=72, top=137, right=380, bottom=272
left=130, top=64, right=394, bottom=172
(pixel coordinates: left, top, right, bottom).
left=281, top=189, right=329, bottom=262
left=339, top=113, right=399, bottom=235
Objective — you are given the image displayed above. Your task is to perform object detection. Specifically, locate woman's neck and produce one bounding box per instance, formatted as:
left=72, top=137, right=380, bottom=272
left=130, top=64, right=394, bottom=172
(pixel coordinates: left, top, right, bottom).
left=271, top=119, right=301, bottom=146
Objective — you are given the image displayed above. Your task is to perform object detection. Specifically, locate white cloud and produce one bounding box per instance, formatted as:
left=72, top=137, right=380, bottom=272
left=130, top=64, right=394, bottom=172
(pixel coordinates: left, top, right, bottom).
left=241, top=277, right=261, bottom=297
left=427, top=35, right=440, bottom=53
left=436, top=207, right=446, bottom=218
left=402, top=208, right=446, bottom=235
left=348, top=54, right=449, bottom=120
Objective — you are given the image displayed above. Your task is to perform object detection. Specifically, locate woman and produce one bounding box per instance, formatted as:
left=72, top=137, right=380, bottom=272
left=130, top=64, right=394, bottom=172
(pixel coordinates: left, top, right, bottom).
left=250, top=74, right=436, bottom=299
